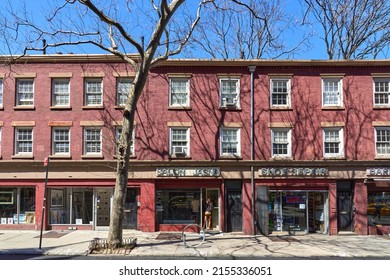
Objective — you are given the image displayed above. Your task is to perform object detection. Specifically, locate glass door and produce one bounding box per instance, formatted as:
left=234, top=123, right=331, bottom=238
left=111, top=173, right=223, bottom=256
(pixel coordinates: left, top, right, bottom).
left=282, top=191, right=307, bottom=233
left=204, top=189, right=220, bottom=231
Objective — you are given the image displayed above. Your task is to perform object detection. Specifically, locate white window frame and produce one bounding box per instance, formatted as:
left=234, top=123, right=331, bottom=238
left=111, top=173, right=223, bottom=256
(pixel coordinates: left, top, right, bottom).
left=52, top=79, right=70, bottom=107
left=322, top=78, right=343, bottom=107
left=169, top=78, right=190, bottom=107
left=270, top=78, right=291, bottom=108
left=115, top=126, right=135, bottom=156
left=83, top=127, right=102, bottom=155
left=85, top=79, right=103, bottom=106
left=375, top=127, right=390, bottom=157
left=0, top=79, right=3, bottom=107
left=16, top=79, right=34, bottom=106
left=373, top=78, right=390, bottom=107
left=169, top=127, right=190, bottom=157
left=15, top=127, right=33, bottom=156
left=117, top=78, right=133, bottom=106
left=323, top=127, right=344, bottom=158
left=52, top=127, right=70, bottom=156
left=220, top=78, right=240, bottom=108
left=220, top=127, right=240, bottom=157
left=271, top=128, right=291, bottom=158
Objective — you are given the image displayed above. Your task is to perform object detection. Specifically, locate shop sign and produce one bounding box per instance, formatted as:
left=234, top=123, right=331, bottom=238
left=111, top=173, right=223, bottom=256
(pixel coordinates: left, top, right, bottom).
left=366, top=167, right=390, bottom=176
left=156, top=167, right=220, bottom=177
left=260, top=167, right=328, bottom=177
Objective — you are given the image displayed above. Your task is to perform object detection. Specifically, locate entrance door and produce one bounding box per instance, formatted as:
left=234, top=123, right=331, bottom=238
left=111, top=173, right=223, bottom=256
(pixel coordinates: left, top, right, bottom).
left=225, top=181, right=242, bottom=232
left=123, top=188, right=138, bottom=229
left=205, top=189, right=220, bottom=231
left=95, top=188, right=112, bottom=228
left=338, top=191, right=353, bottom=231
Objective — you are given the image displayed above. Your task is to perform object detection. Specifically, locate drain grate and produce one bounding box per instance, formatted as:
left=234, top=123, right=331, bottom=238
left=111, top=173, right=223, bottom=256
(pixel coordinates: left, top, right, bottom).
left=35, top=231, right=70, bottom=238
left=156, top=232, right=182, bottom=240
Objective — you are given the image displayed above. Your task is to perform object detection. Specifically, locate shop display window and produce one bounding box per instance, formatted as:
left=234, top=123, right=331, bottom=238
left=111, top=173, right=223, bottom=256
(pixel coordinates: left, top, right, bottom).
left=368, top=192, right=390, bottom=225
left=156, top=189, right=200, bottom=225
left=0, top=187, right=35, bottom=224
left=49, top=188, right=93, bottom=225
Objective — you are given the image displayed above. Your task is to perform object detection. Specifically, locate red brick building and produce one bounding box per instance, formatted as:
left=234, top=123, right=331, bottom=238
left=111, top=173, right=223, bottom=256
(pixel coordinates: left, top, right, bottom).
left=0, top=55, right=389, bottom=236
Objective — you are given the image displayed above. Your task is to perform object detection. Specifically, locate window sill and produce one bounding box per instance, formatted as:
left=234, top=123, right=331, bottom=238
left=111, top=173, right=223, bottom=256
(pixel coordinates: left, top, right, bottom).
left=0, top=106, right=3, bottom=110
left=219, top=155, right=242, bottom=160
left=13, top=106, right=35, bottom=110
left=113, top=155, right=137, bottom=159
left=322, top=106, right=345, bottom=110
left=82, top=106, right=104, bottom=110
left=375, top=156, right=390, bottom=160
left=323, top=156, right=345, bottom=160
left=168, top=106, right=192, bottom=110
left=81, top=155, right=104, bottom=159
left=169, top=156, right=192, bottom=160
left=114, top=105, right=125, bottom=110
left=49, top=154, right=72, bottom=159
left=373, top=106, right=390, bottom=110
left=219, top=106, right=241, bottom=111
left=50, top=106, right=72, bottom=110
left=271, top=156, right=293, bottom=160
left=270, top=107, right=292, bottom=111
left=11, top=155, right=34, bottom=159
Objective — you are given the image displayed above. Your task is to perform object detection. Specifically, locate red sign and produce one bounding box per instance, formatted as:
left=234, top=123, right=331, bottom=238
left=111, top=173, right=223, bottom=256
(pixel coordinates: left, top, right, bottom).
left=44, top=157, right=49, bottom=167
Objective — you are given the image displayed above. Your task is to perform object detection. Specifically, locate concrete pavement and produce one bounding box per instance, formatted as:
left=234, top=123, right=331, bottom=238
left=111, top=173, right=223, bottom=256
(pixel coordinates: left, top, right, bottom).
left=1, top=229, right=390, bottom=259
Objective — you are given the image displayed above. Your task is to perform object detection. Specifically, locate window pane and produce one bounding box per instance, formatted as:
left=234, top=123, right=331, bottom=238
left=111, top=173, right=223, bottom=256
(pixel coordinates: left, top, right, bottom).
left=53, top=79, right=70, bottom=106
left=117, top=79, right=132, bottom=105
left=170, top=79, right=188, bottom=106
left=53, top=128, right=70, bottom=154
left=221, top=129, right=238, bottom=154
left=368, top=192, right=390, bottom=225
left=374, top=80, right=389, bottom=105
left=272, top=130, right=289, bottom=156
left=85, top=128, right=101, bottom=154
left=272, top=80, right=288, bottom=105
left=17, top=80, right=34, bottom=106
left=16, top=128, right=33, bottom=154
left=376, top=129, right=390, bottom=155
left=85, top=79, right=102, bottom=105
left=0, top=79, right=3, bottom=105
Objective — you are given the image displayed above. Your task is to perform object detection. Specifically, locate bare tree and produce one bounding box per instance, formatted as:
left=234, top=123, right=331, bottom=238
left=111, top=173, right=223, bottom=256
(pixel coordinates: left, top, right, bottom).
left=189, top=0, right=307, bottom=59
left=302, top=0, right=390, bottom=59
left=0, top=0, right=266, bottom=248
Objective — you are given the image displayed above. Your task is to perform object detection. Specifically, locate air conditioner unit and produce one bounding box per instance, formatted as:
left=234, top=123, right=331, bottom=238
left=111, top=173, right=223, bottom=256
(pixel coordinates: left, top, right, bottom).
left=173, top=146, right=186, bottom=155
left=225, top=97, right=237, bottom=106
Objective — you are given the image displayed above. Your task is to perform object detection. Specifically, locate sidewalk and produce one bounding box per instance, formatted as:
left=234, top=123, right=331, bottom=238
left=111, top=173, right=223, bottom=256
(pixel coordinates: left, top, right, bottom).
left=1, top=229, right=390, bottom=259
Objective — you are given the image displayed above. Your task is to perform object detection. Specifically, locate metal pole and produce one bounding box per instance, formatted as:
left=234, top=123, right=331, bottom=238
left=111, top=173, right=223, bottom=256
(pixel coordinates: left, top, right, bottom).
left=248, top=65, right=256, bottom=235
left=39, top=158, right=49, bottom=250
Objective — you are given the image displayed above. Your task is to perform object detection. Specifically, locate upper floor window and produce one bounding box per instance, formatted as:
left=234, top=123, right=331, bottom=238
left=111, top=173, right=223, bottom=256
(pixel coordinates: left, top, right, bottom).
left=322, top=78, right=342, bottom=107
left=16, top=79, right=34, bottom=106
left=115, top=126, right=135, bottom=156
left=0, top=79, right=3, bottom=107
left=220, top=128, right=240, bottom=157
left=220, top=78, right=240, bottom=108
left=270, top=78, right=290, bottom=107
left=85, top=79, right=103, bottom=106
left=170, top=78, right=190, bottom=107
left=83, top=127, right=102, bottom=155
left=117, top=78, right=132, bottom=106
left=374, top=78, right=390, bottom=106
left=323, top=128, right=344, bottom=158
left=170, top=127, right=189, bottom=157
left=271, top=128, right=291, bottom=158
left=52, top=79, right=70, bottom=107
left=52, top=127, right=70, bottom=156
left=15, top=127, right=33, bottom=156
left=375, top=127, right=390, bottom=157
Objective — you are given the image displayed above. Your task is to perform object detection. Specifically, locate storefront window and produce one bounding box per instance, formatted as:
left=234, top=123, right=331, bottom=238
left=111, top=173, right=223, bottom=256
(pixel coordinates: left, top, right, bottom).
left=49, top=188, right=93, bottom=225
left=156, top=189, right=200, bottom=225
left=0, top=187, right=35, bottom=225
left=368, top=192, right=390, bottom=225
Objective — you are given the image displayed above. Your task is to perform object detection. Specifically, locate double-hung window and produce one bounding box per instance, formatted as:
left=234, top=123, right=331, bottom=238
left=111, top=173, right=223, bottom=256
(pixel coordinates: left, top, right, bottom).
left=374, top=78, right=390, bottom=107
left=322, top=78, right=342, bottom=107
left=17, top=79, right=34, bottom=106
left=115, top=127, right=135, bottom=156
left=15, top=127, right=33, bottom=156
left=271, top=128, right=291, bottom=158
left=170, top=78, right=190, bottom=107
left=117, top=78, right=132, bottom=106
left=170, top=128, right=189, bottom=157
left=220, top=128, right=240, bottom=156
left=85, top=79, right=103, bottom=106
left=323, top=128, right=344, bottom=158
left=52, top=127, right=70, bottom=156
left=52, top=79, right=70, bottom=107
left=0, top=79, right=3, bottom=107
left=375, top=127, right=390, bottom=157
left=220, top=78, right=239, bottom=108
left=83, top=127, right=102, bottom=155
left=270, top=78, right=290, bottom=107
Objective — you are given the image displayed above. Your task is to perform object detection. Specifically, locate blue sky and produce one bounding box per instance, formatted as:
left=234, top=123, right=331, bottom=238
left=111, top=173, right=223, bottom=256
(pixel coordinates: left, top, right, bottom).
left=0, top=0, right=385, bottom=60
